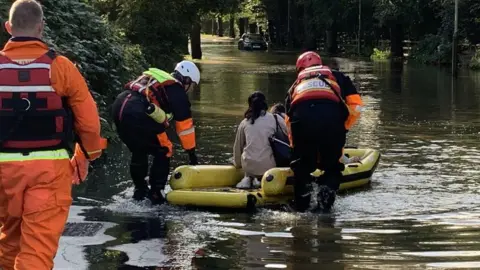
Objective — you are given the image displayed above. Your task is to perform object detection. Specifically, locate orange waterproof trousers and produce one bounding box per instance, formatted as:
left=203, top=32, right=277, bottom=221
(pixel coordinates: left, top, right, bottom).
left=0, top=149, right=73, bottom=270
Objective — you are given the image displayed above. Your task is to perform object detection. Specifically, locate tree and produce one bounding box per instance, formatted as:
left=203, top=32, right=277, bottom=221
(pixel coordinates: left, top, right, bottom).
left=110, top=0, right=189, bottom=68
left=1, top=0, right=148, bottom=138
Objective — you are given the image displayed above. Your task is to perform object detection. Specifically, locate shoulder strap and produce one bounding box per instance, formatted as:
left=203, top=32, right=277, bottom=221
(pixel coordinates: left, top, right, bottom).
left=273, top=113, right=280, bottom=133
left=317, top=74, right=350, bottom=115
left=143, top=68, right=176, bottom=83
left=46, top=49, right=57, bottom=60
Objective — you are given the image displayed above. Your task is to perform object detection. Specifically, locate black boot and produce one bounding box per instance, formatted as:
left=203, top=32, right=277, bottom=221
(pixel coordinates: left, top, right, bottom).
left=133, top=187, right=149, bottom=201
left=148, top=188, right=166, bottom=205
left=315, top=170, right=341, bottom=212
left=130, top=153, right=149, bottom=201
left=147, top=154, right=170, bottom=205
left=317, top=185, right=336, bottom=212
left=293, top=181, right=313, bottom=212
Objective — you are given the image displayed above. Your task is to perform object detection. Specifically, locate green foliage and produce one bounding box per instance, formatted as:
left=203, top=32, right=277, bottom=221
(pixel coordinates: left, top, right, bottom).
left=370, top=48, right=391, bottom=61
left=111, top=0, right=188, bottom=69
left=214, top=0, right=243, bottom=14
left=410, top=34, right=452, bottom=65
left=240, top=0, right=266, bottom=22
left=0, top=0, right=149, bottom=138
left=0, top=1, right=9, bottom=45
left=374, top=0, right=422, bottom=26
left=121, top=43, right=149, bottom=76
left=436, top=0, right=480, bottom=43
left=89, top=0, right=215, bottom=69
left=469, top=47, right=480, bottom=70
left=39, top=1, right=122, bottom=95
left=463, top=0, right=480, bottom=43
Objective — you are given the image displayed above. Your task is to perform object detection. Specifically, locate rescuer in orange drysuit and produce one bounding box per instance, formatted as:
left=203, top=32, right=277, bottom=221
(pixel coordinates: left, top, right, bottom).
left=285, top=51, right=363, bottom=212
left=0, top=1, right=107, bottom=269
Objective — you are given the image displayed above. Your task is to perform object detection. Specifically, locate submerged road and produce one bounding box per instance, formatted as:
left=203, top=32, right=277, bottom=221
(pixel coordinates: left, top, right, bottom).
left=55, top=40, right=480, bottom=269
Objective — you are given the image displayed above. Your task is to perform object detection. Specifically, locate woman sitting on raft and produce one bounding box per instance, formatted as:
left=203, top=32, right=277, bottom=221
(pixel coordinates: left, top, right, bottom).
left=233, top=92, right=288, bottom=189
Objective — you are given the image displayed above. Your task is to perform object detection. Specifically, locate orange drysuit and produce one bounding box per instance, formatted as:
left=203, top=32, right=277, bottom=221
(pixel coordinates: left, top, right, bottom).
left=0, top=37, right=106, bottom=270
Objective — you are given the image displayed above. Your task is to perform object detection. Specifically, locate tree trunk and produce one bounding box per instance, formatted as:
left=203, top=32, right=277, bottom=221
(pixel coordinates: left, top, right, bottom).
left=326, top=21, right=338, bottom=55
left=249, top=23, right=257, bottom=33
left=303, top=1, right=316, bottom=50
left=181, top=34, right=189, bottom=54
left=293, top=2, right=303, bottom=48
left=274, top=1, right=284, bottom=47
left=217, top=16, right=224, bottom=37
left=229, top=14, right=235, bottom=38
left=362, top=30, right=374, bottom=56
left=191, top=21, right=202, bottom=59
left=238, top=18, right=245, bottom=36
left=267, top=20, right=275, bottom=43
left=212, top=18, right=218, bottom=36
left=287, top=0, right=294, bottom=48
left=390, top=23, right=404, bottom=58
left=201, top=20, right=210, bottom=34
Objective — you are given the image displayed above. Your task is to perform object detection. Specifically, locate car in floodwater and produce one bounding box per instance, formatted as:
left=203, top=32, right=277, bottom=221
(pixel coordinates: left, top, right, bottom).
left=238, top=33, right=268, bottom=51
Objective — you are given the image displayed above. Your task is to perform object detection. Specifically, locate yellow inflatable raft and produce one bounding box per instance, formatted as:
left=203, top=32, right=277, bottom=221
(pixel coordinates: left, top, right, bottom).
left=166, top=148, right=381, bottom=209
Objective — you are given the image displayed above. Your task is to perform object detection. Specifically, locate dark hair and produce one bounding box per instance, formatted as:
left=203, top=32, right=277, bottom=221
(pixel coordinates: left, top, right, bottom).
left=244, top=91, right=268, bottom=124
left=269, top=103, right=286, bottom=115
left=172, top=70, right=191, bottom=85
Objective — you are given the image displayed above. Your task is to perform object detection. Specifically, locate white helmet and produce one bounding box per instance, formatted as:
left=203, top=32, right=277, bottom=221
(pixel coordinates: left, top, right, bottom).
left=174, top=60, right=200, bottom=84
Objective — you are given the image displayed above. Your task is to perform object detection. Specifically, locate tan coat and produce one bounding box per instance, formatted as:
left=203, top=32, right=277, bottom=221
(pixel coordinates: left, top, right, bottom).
left=233, top=112, right=288, bottom=177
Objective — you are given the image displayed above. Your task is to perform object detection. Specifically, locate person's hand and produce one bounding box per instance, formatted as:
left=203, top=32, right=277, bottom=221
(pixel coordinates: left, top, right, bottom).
left=349, top=156, right=362, bottom=163
left=187, top=148, right=198, bottom=165
left=71, top=154, right=90, bottom=185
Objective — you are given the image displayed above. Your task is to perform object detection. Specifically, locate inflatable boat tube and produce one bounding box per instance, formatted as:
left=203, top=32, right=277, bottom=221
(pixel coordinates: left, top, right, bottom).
left=166, top=148, right=380, bottom=209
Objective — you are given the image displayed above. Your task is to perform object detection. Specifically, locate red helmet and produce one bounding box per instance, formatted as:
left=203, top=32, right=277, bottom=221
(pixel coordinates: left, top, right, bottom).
left=296, top=51, right=322, bottom=72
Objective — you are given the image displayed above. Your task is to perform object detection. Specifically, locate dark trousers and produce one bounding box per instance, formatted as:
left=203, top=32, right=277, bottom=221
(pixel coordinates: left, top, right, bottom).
left=112, top=90, right=171, bottom=192
left=289, top=101, right=346, bottom=192
left=130, top=151, right=170, bottom=191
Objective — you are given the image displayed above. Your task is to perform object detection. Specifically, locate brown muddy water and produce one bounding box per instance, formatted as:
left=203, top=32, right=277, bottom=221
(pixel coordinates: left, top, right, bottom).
left=54, top=41, right=480, bottom=270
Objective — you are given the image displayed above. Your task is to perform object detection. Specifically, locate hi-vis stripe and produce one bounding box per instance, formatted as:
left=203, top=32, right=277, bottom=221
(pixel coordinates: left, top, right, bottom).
left=0, top=63, right=51, bottom=69
left=178, top=127, right=195, bottom=136
left=86, top=149, right=103, bottom=156
left=295, top=79, right=334, bottom=94
left=0, top=85, right=54, bottom=92
left=300, top=67, right=333, bottom=74
left=0, top=149, right=69, bottom=162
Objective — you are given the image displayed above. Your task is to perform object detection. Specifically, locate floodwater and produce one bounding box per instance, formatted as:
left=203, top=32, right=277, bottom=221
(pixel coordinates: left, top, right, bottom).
left=54, top=40, right=480, bottom=269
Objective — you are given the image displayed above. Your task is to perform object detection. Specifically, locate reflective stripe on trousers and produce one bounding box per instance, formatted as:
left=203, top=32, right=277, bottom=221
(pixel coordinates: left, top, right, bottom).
left=0, top=149, right=70, bottom=162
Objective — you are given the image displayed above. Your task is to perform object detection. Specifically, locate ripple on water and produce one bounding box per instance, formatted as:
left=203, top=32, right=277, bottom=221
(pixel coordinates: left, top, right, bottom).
left=426, top=261, right=480, bottom=268
left=341, top=228, right=406, bottom=234
left=67, top=46, right=480, bottom=269
left=223, top=228, right=294, bottom=238
left=106, top=239, right=169, bottom=267
left=55, top=206, right=117, bottom=270
left=264, top=264, right=288, bottom=269
left=403, top=250, right=480, bottom=257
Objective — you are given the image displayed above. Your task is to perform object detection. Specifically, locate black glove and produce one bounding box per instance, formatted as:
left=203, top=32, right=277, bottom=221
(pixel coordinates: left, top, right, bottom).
left=187, top=148, right=198, bottom=165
